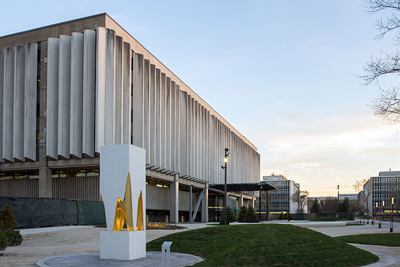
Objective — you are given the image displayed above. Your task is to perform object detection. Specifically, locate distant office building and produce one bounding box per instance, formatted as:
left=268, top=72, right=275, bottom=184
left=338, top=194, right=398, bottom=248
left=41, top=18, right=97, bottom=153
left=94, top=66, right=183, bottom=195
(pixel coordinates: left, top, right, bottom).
left=365, top=171, right=400, bottom=216
left=262, top=174, right=301, bottom=213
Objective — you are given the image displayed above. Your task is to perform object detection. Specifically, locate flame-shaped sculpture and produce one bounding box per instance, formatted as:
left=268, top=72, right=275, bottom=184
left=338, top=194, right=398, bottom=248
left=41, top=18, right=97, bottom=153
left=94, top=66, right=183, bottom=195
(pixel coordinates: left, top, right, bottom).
left=136, top=191, right=144, bottom=231
left=112, top=173, right=144, bottom=231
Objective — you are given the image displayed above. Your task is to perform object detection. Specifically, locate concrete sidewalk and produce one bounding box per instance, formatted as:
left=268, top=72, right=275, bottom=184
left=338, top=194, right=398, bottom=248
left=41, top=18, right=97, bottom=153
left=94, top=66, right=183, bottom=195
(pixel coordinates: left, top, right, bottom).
left=37, top=252, right=203, bottom=267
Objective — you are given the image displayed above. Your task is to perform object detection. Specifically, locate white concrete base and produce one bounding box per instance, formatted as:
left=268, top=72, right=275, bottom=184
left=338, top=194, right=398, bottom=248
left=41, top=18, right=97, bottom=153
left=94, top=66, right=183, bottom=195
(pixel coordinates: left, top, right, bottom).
left=100, top=231, right=146, bottom=260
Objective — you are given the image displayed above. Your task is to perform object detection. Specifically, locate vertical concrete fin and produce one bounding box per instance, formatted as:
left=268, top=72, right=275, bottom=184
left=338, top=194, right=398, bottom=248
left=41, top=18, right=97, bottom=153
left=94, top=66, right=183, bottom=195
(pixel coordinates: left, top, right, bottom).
left=70, top=32, right=84, bottom=159
left=114, top=35, right=122, bottom=145
left=122, top=42, right=131, bottom=144
left=0, top=49, right=4, bottom=162
left=165, top=77, right=171, bottom=171
left=149, top=64, right=156, bottom=166
left=95, top=27, right=106, bottom=154
left=46, top=38, right=59, bottom=160
left=13, top=45, right=25, bottom=162
left=3, top=47, right=15, bottom=162
left=143, top=59, right=150, bottom=164
left=132, top=53, right=144, bottom=148
left=58, top=35, right=71, bottom=159
left=104, top=29, right=115, bottom=146
left=160, top=72, right=166, bottom=169
left=155, top=68, right=161, bottom=168
left=24, top=42, right=38, bottom=161
left=82, top=29, right=96, bottom=158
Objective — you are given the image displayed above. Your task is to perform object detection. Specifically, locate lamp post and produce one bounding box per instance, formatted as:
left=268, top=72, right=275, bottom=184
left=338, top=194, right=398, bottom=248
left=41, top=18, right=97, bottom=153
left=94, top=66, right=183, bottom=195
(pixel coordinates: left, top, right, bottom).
left=221, top=148, right=230, bottom=225
left=337, top=185, right=340, bottom=219
left=383, top=201, right=385, bottom=222
left=391, top=198, right=394, bottom=233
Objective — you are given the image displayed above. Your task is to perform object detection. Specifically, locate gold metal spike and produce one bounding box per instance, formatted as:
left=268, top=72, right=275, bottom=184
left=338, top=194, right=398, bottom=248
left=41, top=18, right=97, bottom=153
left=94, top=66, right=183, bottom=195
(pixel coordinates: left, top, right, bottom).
left=112, top=173, right=134, bottom=231
left=136, top=191, right=144, bottom=231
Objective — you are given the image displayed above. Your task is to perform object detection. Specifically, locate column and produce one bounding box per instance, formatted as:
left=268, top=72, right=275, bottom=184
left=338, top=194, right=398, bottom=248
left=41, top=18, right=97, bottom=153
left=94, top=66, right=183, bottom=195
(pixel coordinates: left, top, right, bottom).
left=201, top=184, right=209, bottom=222
left=39, top=41, right=52, bottom=198
left=170, top=174, right=179, bottom=223
left=239, top=193, right=244, bottom=208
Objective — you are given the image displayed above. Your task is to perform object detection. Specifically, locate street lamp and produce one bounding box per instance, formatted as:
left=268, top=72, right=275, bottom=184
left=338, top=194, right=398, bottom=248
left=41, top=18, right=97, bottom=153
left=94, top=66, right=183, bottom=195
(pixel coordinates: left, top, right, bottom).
left=221, top=148, right=230, bottom=225
left=391, top=198, right=394, bottom=233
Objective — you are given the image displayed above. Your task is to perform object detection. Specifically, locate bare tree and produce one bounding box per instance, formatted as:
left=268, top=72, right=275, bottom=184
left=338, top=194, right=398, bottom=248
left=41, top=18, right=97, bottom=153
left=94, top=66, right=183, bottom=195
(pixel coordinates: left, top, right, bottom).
left=362, top=0, right=400, bottom=122
left=291, top=190, right=309, bottom=214
left=353, top=179, right=372, bottom=218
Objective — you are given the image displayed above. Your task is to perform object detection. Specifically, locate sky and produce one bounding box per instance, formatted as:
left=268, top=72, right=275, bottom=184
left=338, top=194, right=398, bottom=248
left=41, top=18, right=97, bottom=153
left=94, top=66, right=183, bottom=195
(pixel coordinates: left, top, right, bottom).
left=2, top=0, right=400, bottom=197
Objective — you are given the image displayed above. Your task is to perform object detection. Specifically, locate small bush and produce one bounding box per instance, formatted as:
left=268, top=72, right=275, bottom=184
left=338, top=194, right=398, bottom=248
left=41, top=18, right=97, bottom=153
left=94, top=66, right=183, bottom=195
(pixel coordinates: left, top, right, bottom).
left=220, top=207, right=237, bottom=224
left=4, top=229, right=22, bottom=246
left=347, top=213, right=355, bottom=220
left=237, top=206, right=248, bottom=222
left=0, top=231, right=7, bottom=251
left=0, top=204, right=17, bottom=230
left=278, top=212, right=293, bottom=220
left=244, top=206, right=259, bottom=222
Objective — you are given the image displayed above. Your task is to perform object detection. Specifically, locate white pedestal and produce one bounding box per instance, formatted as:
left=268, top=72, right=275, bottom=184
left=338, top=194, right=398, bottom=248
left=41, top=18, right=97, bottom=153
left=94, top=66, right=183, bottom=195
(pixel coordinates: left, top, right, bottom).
left=100, top=231, right=146, bottom=260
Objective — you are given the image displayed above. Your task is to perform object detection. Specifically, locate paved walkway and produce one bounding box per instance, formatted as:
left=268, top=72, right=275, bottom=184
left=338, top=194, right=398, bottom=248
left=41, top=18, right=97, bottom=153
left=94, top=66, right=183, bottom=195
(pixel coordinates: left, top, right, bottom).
left=37, top=252, right=203, bottom=267
left=275, top=219, right=400, bottom=267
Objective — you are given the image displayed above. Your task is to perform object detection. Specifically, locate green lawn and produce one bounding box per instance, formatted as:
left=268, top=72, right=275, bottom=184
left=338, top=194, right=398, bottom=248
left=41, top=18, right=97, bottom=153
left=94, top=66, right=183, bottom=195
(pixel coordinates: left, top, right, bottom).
left=335, top=233, right=400, bottom=247
left=147, top=224, right=378, bottom=267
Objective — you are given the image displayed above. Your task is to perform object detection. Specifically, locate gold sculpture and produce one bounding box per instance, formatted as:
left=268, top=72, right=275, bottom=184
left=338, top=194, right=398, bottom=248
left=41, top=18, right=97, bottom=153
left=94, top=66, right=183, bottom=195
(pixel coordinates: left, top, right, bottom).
left=136, top=191, right=144, bottom=231
left=112, top=173, right=144, bottom=231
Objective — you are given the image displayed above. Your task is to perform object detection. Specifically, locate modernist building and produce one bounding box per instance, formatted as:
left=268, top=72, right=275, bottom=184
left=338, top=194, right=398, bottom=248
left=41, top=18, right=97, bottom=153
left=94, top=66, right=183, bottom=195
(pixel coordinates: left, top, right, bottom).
left=262, top=174, right=300, bottom=213
left=0, top=14, right=261, bottom=223
left=365, top=171, right=400, bottom=217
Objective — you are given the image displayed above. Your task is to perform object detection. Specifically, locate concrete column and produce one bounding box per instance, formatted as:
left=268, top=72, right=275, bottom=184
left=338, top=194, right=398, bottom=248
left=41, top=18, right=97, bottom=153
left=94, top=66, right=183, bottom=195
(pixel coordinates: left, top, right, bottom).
left=239, top=193, right=243, bottom=208
left=201, top=184, right=209, bottom=222
left=39, top=166, right=52, bottom=198
left=251, top=196, right=255, bottom=208
left=169, top=174, right=179, bottom=223
left=189, top=185, right=193, bottom=222
left=39, top=41, right=52, bottom=198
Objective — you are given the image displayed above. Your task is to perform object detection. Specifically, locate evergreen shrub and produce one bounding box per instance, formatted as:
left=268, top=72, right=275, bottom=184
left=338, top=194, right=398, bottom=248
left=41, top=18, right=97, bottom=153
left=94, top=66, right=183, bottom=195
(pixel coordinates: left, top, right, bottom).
left=238, top=206, right=248, bottom=222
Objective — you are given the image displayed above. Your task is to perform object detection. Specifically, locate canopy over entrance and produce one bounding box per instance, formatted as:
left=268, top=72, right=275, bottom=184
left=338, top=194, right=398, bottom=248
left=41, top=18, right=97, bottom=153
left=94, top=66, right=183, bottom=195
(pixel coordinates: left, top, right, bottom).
left=210, top=182, right=276, bottom=192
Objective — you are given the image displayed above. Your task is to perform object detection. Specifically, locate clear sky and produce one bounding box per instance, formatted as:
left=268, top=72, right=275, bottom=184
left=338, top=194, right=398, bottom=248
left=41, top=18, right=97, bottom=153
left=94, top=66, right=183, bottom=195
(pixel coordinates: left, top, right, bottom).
left=2, top=0, right=400, bottom=197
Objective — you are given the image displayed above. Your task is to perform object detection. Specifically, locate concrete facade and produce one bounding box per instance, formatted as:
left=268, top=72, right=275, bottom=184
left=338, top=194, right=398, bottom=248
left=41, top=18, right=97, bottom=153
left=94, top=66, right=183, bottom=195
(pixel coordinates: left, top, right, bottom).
left=0, top=14, right=260, bottom=223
